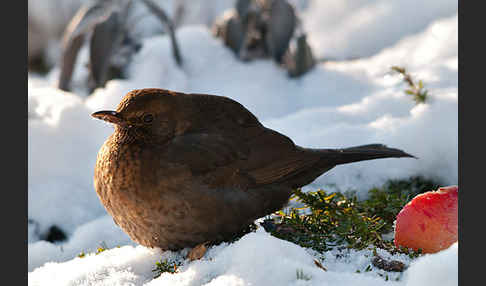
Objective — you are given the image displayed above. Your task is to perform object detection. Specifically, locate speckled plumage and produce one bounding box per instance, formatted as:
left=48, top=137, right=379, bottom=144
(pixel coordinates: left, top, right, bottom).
left=93, top=88, right=414, bottom=250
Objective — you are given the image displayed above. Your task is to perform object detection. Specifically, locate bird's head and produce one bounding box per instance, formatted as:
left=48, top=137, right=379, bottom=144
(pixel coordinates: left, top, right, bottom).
left=92, top=88, right=182, bottom=143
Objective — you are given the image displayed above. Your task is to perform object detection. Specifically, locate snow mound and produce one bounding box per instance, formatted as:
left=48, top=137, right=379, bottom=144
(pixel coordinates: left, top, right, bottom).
left=29, top=229, right=458, bottom=286
left=301, top=0, right=457, bottom=60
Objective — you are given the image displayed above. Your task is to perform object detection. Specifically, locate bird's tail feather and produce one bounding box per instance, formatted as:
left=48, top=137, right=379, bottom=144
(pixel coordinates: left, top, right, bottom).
left=317, top=144, right=416, bottom=166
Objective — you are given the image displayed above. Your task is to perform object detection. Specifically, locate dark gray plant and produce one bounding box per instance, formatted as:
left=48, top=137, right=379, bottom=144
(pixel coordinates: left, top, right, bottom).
left=58, top=0, right=183, bottom=92
left=213, top=0, right=316, bottom=78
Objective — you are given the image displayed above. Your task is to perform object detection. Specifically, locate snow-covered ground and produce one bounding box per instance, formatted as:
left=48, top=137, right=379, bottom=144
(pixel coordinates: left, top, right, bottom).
left=28, top=0, right=458, bottom=285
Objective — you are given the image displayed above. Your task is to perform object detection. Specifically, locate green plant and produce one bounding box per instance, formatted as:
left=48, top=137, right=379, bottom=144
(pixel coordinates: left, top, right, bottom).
left=268, top=177, right=440, bottom=258
left=296, top=268, right=312, bottom=281
left=152, top=259, right=182, bottom=278
left=391, top=66, right=429, bottom=104
left=273, top=189, right=391, bottom=252
left=76, top=242, right=120, bottom=258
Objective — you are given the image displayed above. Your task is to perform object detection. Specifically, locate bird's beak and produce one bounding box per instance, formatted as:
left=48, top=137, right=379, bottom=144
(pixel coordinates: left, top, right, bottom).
left=91, top=110, right=125, bottom=125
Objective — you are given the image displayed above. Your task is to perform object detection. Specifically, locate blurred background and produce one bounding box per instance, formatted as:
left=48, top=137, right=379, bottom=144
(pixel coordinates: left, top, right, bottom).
left=28, top=0, right=458, bottom=274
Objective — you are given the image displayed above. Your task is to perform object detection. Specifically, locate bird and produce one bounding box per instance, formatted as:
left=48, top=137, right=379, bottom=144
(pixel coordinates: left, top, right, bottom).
left=92, top=88, right=415, bottom=252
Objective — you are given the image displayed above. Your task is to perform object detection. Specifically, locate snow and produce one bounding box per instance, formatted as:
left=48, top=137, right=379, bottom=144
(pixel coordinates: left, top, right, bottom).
left=301, top=0, right=458, bottom=60
left=28, top=0, right=458, bottom=285
left=403, top=242, right=458, bottom=286
left=29, top=229, right=458, bottom=286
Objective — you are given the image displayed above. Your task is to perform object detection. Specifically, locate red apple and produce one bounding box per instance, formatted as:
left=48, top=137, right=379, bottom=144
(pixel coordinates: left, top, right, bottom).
left=394, top=185, right=458, bottom=253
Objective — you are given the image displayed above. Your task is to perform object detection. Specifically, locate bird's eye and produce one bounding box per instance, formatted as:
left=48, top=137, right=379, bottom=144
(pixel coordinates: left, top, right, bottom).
left=143, top=114, right=154, bottom=123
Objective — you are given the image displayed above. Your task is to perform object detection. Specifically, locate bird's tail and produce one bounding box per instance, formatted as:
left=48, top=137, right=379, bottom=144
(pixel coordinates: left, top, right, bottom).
left=316, top=144, right=416, bottom=166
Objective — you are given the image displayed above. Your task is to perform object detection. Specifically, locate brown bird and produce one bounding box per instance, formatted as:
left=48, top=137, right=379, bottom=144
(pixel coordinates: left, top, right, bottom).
left=92, top=88, right=414, bottom=251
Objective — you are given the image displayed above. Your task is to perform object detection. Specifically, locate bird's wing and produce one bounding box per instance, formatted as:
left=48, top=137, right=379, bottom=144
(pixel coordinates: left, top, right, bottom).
left=242, top=130, right=321, bottom=186
left=166, top=93, right=322, bottom=187
left=245, top=150, right=319, bottom=185
left=164, top=132, right=250, bottom=175
left=164, top=128, right=320, bottom=188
